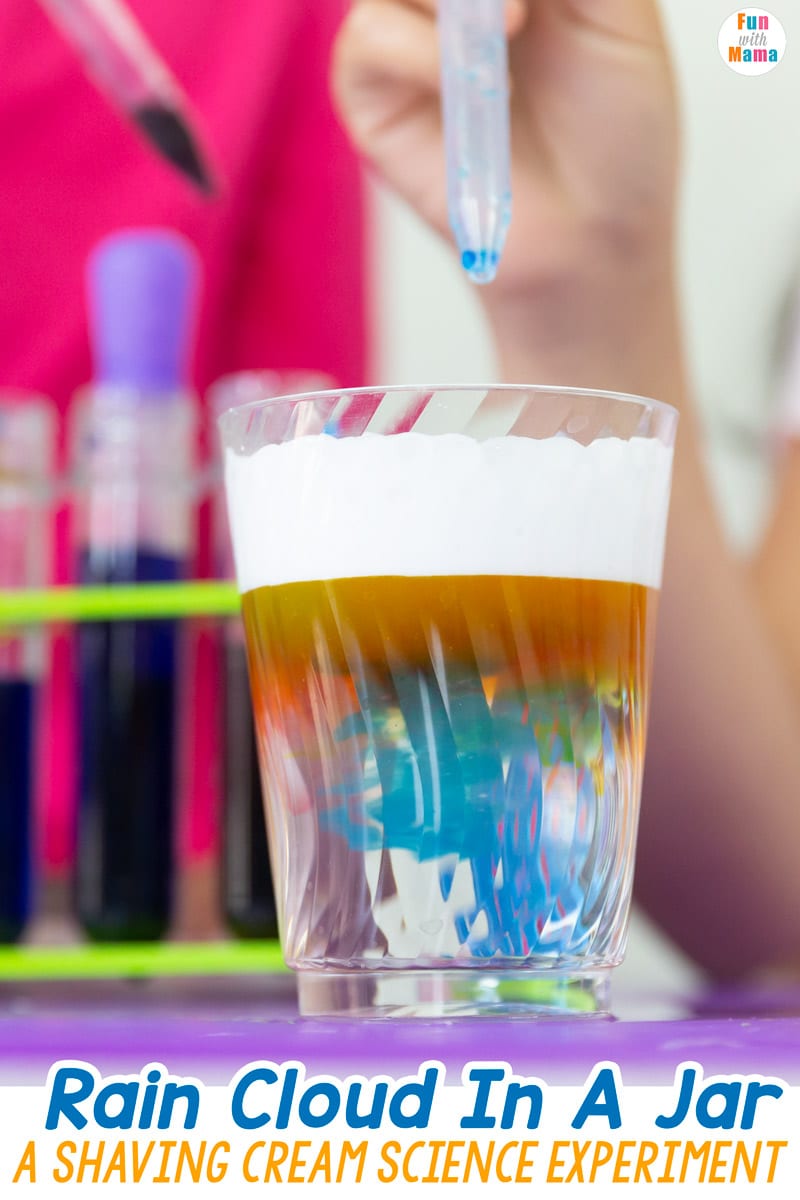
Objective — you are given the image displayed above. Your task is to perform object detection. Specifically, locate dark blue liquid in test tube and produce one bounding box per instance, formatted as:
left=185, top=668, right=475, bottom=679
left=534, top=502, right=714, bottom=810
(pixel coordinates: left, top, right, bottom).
left=76, top=549, right=182, bottom=940
left=73, top=229, right=200, bottom=941
left=0, top=679, right=33, bottom=941
left=0, top=396, right=55, bottom=942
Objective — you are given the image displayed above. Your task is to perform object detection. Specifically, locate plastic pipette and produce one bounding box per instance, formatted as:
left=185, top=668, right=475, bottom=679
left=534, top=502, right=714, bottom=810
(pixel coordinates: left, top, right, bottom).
left=38, top=0, right=216, bottom=194
left=439, top=0, right=512, bottom=285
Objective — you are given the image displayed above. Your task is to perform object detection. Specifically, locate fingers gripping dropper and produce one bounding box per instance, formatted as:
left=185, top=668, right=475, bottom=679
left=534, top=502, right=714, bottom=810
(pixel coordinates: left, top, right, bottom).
left=439, top=0, right=513, bottom=285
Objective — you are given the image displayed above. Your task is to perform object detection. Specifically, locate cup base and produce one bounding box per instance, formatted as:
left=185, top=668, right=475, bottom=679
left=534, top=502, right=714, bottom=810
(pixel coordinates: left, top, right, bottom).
left=296, top=968, right=611, bottom=1019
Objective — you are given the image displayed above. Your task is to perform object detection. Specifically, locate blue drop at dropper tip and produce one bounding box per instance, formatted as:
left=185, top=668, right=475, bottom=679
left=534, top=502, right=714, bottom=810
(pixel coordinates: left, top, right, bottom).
left=461, top=248, right=500, bottom=285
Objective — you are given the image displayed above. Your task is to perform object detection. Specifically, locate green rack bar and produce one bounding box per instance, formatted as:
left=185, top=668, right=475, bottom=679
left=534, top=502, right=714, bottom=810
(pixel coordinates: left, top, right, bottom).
left=0, top=941, right=286, bottom=981
left=0, top=582, right=241, bottom=626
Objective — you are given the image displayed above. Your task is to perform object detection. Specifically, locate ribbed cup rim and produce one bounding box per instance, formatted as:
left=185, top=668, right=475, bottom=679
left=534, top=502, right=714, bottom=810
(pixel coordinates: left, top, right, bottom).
left=217, top=381, right=679, bottom=430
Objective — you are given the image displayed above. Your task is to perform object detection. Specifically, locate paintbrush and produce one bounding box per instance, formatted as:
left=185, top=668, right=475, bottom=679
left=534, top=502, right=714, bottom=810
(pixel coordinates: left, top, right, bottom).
left=37, top=0, right=216, bottom=195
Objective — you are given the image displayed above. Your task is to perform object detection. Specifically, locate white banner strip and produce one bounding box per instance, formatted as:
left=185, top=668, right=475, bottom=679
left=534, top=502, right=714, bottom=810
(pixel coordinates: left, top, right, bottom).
left=0, top=1059, right=797, bottom=1194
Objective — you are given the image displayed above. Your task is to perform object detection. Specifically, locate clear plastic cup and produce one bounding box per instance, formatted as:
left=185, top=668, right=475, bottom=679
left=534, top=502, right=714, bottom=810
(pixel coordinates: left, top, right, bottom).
left=209, top=372, right=334, bottom=940
left=219, top=385, right=677, bottom=1017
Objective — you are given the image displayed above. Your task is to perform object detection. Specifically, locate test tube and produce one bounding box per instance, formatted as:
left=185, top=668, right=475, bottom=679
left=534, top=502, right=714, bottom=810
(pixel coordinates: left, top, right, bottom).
left=0, top=395, right=55, bottom=942
left=210, top=371, right=333, bottom=940
left=71, top=229, right=200, bottom=941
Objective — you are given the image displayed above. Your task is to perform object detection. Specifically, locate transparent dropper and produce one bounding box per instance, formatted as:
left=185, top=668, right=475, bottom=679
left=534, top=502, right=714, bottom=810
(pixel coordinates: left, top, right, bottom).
left=439, top=0, right=513, bottom=285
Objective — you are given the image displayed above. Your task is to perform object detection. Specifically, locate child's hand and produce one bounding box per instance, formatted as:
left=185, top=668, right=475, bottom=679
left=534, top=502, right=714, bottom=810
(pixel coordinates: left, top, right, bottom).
left=332, top=0, right=678, bottom=303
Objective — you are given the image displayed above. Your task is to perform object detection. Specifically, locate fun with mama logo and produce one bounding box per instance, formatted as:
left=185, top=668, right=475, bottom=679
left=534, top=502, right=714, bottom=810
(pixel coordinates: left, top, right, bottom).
left=719, top=9, right=786, bottom=75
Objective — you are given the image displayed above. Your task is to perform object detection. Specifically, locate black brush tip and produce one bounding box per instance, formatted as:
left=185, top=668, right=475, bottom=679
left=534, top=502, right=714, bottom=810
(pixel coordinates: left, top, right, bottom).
left=132, top=102, right=217, bottom=197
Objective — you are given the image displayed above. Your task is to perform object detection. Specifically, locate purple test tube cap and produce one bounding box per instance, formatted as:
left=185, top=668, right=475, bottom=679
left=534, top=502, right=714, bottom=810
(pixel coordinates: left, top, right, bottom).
left=86, top=228, right=201, bottom=394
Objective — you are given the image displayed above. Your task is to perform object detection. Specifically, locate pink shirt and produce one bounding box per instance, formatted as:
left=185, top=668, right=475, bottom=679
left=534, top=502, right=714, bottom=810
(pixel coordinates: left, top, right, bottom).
left=0, top=1, right=366, bottom=878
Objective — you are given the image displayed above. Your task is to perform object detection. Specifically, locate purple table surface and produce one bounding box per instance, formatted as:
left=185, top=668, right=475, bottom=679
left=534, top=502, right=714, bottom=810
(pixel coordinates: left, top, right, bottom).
left=0, top=976, right=799, bottom=1085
